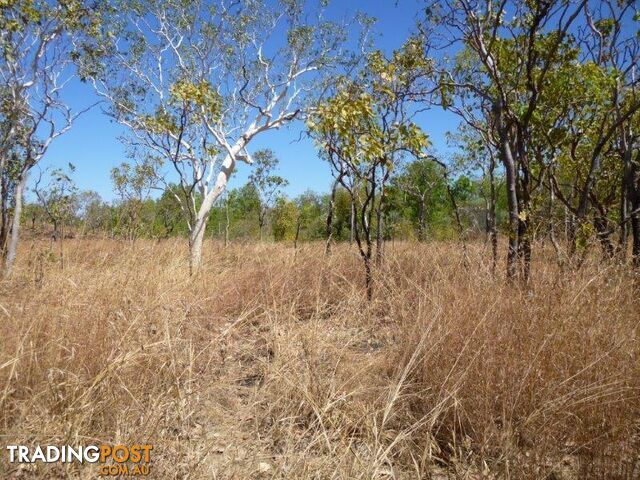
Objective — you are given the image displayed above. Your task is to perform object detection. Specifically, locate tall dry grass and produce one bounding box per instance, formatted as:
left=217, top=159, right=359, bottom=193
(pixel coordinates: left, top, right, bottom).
left=0, top=238, right=638, bottom=479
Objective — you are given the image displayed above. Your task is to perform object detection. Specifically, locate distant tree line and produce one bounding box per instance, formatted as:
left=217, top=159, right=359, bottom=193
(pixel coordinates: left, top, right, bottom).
left=21, top=152, right=507, bottom=248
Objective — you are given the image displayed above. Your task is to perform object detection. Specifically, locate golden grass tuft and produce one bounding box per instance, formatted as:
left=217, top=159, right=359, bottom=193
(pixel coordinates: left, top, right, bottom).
left=1, top=239, right=639, bottom=478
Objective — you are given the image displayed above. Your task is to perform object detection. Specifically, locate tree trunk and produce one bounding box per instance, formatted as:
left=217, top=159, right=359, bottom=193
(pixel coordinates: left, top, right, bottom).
left=375, top=168, right=390, bottom=266
left=325, top=178, right=339, bottom=255
left=417, top=197, right=427, bottom=242
left=294, top=216, right=301, bottom=252
left=224, top=198, right=230, bottom=248
left=594, top=215, right=615, bottom=259
left=632, top=211, right=640, bottom=268
left=189, top=216, right=208, bottom=275
left=3, top=171, right=27, bottom=277
left=517, top=159, right=532, bottom=283
left=619, top=176, right=629, bottom=257
left=188, top=146, right=241, bottom=273
left=0, top=155, right=7, bottom=255
left=548, top=175, right=565, bottom=267
left=0, top=171, right=9, bottom=256
left=630, top=160, right=640, bottom=267
left=486, top=156, right=498, bottom=274
left=445, top=179, right=469, bottom=268
left=351, top=186, right=374, bottom=301
left=620, top=129, right=634, bottom=261
left=364, top=255, right=373, bottom=301
left=349, top=200, right=355, bottom=245
left=258, top=212, right=264, bottom=241
left=375, top=201, right=384, bottom=266
left=496, top=112, right=520, bottom=280
left=60, top=219, right=65, bottom=269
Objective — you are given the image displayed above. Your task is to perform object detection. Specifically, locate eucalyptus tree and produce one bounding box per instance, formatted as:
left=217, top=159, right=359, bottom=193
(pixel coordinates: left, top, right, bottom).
left=248, top=149, right=288, bottom=240
left=92, top=0, right=349, bottom=274
left=0, top=0, right=99, bottom=275
left=32, top=164, right=79, bottom=269
left=76, top=190, right=111, bottom=236
left=429, top=0, right=590, bottom=281
left=391, top=157, right=448, bottom=242
left=308, top=39, right=434, bottom=299
left=512, top=2, right=640, bottom=262
left=578, top=0, right=640, bottom=264
left=533, top=58, right=622, bottom=259
left=111, top=157, right=160, bottom=240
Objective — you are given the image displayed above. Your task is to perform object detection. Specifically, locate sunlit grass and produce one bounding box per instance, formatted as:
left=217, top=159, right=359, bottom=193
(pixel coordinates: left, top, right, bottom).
left=1, top=239, right=638, bottom=479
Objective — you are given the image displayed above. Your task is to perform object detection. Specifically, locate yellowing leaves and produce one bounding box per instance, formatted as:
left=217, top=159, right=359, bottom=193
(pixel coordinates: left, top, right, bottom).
left=139, top=108, right=178, bottom=135
left=169, top=80, right=222, bottom=118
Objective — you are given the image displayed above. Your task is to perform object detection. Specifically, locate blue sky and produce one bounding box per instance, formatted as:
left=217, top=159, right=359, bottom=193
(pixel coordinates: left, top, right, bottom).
left=38, top=0, right=460, bottom=202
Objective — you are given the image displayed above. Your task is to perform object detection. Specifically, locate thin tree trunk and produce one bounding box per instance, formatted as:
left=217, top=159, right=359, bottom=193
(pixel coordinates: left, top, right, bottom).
left=0, top=171, right=9, bottom=256
left=375, top=212, right=384, bottom=265
left=375, top=191, right=385, bottom=266
left=445, top=180, right=469, bottom=268
left=417, top=197, right=427, bottom=242
left=0, top=156, right=7, bottom=256
left=3, top=172, right=27, bottom=277
left=497, top=113, right=520, bottom=280
left=325, top=177, right=339, bottom=256
left=630, top=158, right=640, bottom=267
left=594, top=215, right=615, bottom=259
left=294, top=216, right=301, bottom=252
left=619, top=177, right=629, bottom=258
left=518, top=158, right=532, bottom=283
left=353, top=211, right=373, bottom=301
left=224, top=198, right=230, bottom=248
left=349, top=199, right=355, bottom=245
left=259, top=213, right=264, bottom=241
left=549, top=176, right=564, bottom=267
left=486, top=155, right=498, bottom=274
left=620, top=129, right=634, bottom=260
left=60, top=219, right=65, bottom=269
left=632, top=211, right=640, bottom=268
left=352, top=183, right=374, bottom=301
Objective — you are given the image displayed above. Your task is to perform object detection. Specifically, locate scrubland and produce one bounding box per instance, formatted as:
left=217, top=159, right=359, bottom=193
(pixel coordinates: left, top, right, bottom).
left=0, top=239, right=639, bottom=479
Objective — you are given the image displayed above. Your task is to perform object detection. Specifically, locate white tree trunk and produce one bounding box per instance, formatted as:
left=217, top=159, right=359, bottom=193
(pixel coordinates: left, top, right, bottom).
left=189, top=216, right=208, bottom=275
left=188, top=144, right=242, bottom=274
left=4, top=172, right=27, bottom=277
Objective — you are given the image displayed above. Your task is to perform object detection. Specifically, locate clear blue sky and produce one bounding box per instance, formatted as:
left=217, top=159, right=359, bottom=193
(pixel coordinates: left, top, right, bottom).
left=38, top=0, right=460, bottom=202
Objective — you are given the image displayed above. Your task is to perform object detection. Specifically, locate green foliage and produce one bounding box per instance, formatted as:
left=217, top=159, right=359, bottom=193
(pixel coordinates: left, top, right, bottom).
left=32, top=164, right=79, bottom=234
left=111, top=158, right=160, bottom=202
left=110, top=158, right=160, bottom=239
left=271, top=197, right=298, bottom=241
left=308, top=38, right=432, bottom=170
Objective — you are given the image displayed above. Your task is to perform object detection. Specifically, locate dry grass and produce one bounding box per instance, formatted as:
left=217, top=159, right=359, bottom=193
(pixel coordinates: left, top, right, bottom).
left=0, top=238, right=639, bottom=479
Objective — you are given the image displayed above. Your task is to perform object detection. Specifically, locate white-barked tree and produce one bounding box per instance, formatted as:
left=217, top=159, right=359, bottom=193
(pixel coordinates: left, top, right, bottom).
left=92, top=0, right=349, bottom=273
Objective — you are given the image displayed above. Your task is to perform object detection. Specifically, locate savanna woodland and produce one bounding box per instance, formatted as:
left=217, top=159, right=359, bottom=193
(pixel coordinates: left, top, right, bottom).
left=1, top=0, right=640, bottom=478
